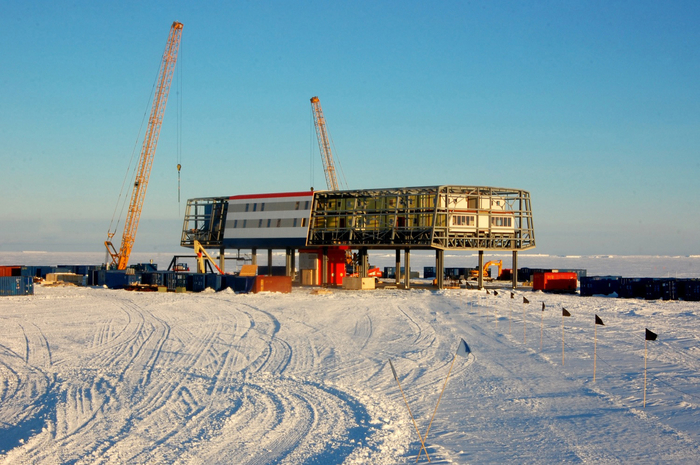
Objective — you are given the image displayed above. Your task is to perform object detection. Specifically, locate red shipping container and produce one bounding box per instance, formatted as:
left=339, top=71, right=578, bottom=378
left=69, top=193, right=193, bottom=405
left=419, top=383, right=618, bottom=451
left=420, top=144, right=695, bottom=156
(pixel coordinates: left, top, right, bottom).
left=0, top=266, right=21, bottom=277
left=533, top=272, right=578, bottom=293
left=254, top=275, right=292, bottom=293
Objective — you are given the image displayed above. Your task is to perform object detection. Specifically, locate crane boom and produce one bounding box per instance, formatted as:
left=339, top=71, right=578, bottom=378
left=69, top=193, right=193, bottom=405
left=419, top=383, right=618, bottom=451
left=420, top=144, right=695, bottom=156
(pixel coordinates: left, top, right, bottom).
left=106, top=21, right=183, bottom=270
left=310, top=96, right=340, bottom=191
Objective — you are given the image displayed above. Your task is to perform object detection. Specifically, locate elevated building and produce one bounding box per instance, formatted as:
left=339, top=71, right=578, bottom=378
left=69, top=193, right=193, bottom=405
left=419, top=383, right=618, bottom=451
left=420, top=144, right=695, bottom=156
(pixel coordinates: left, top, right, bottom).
left=181, top=185, right=535, bottom=288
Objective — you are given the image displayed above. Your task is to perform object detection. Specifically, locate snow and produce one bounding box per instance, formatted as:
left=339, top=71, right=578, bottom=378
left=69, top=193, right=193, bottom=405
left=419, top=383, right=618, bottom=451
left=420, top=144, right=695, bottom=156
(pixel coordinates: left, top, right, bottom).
left=1, top=254, right=700, bottom=463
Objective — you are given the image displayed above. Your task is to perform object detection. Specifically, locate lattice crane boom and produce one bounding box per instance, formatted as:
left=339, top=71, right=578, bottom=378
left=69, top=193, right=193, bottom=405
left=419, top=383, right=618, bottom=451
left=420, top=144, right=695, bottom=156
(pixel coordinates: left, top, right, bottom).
left=310, top=96, right=340, bottom=191
left=106, top=21, right=183, bottom=270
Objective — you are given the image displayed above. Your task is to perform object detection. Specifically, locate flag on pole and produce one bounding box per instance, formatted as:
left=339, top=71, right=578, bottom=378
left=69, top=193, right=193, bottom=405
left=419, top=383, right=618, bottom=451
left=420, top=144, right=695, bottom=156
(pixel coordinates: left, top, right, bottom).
left=389, top=359, right=399, bottom=381
left=542, top=302, right=545, bottom=311
left=510, top=292, right=515, bottom=299
left=418, top=339, right=471, bottom=461
left=562, top=308, right=571, bottom=317
left=645, top=329, right=657, bottom=341
left=523, top=296, right=530, bottom=304
left=494, top=290, right=499, bottom=296
left=456, top=338, right=471, bottom=357
left=486, top=289, right=491, bottom=295
left=595, top=315, right=605, bottom=326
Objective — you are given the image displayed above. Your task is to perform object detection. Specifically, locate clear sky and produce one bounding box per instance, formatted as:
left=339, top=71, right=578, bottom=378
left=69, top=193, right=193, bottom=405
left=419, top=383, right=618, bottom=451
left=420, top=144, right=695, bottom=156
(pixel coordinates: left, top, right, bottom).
left=1, top=1, right=699, bottom=255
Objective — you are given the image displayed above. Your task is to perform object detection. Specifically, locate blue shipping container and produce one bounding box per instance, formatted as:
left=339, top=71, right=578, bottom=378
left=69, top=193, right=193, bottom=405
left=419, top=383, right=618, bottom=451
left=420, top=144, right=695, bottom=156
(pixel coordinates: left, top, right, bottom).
left=187, top=274, right=207, bottom=292
left=205, top=273, right=222, bottom=291
left=0, top=276, right=34, bottom=296
left=580, top=276, right=620, bottom=297
left=679, top=279, right=700, bottom=301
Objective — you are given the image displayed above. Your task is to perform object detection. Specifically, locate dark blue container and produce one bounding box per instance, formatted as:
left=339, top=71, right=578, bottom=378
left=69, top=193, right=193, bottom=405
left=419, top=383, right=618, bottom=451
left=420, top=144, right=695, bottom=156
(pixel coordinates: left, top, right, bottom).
left=384, top=267, right=396, bottom=279
left=580, top=276, right=620, bottom=297
left=165, top=272, right=188, bottom=291
left=187, top=273, right=207, bottom=292
left=96, top=270, right=141, bottom=289
left=57, top=265, right=77, bottom=274
left=205, top=273, right=222, bottom=291
left=645, top=278, right=678, bottom=301
left=423, top=267, right=436, bottom=279
left=679, top=279, right=700, bottom=301
left=225, top=276, right=256, bottom=293
left=618, top=277, right=653, bottom=299
left=20, top=266, right=38, bottom=277
left=142, top=271, right=169, bottom=286
left=0, top=276, right=34, bottom=296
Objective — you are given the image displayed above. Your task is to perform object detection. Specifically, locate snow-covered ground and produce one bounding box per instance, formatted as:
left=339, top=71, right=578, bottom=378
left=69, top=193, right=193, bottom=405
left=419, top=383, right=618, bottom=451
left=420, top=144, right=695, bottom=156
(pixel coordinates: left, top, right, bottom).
left=1, top=254, right=700, bottom=463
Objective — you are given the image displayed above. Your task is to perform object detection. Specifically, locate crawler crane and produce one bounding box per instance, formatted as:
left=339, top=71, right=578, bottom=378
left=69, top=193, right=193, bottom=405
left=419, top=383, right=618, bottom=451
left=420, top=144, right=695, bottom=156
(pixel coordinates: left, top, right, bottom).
left=105, top=22, right=183, bottom=269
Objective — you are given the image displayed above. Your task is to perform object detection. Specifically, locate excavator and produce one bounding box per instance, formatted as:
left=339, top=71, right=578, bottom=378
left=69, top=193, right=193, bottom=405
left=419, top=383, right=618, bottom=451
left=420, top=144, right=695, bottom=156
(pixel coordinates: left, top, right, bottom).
left=470, top=260, right=503, bottom=280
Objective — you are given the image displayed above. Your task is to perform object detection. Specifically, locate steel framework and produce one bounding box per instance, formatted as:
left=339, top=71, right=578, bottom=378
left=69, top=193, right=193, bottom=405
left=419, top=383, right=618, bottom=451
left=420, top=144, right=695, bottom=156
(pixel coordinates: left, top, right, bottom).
left=307, top=185, right=535, bottom=251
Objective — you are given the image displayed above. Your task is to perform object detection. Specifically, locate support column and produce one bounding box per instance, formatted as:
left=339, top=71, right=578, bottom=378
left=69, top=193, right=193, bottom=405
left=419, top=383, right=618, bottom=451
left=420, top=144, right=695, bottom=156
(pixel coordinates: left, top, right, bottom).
left=395, top=249, right=401, bottom=286
left=291, top=249, right=296, bottom=282
left=512, top=250, right=518, bottom=290
left=404, top=248, right=411, bottom=290
left=360, top=248, right=369, bottom=278
left=436, top=249, right=444, bottom=289
left=478, top=250, right=484, bottom=290
left=268, top=249, right=273, bottom=276
left=252, top=248, right=257, bottom=266
left=219, top=247, right=225, bottom=273
left=322, top=248, right=328, bottom=286
left=285, top=248, right=292, bottom=277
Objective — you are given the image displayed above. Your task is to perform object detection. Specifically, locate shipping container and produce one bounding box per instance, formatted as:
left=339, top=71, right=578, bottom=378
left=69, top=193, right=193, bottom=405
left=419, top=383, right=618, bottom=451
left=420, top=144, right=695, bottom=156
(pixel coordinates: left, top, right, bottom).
left=645, top=278, right=678, bottom=301
left=205, top=273, right=222, bottom=291
left=532, top=272, right=578, bottom=293
left=618, top=278, right=653, bottom=299
left=0, top=266, right=22, bottom=277
left=556, top=269, right=587, bottom=279
left=254, top=275, right=292, bottom=293
left=0, top=276, right=34, bottom=296
left=423, top=266, right=436, bottom=279
left=222, top=275, right=256, bottom=293
left=580, top=276, right=621, bottom=296
left=679, top=279, right=700, bottom=301
left=187, top=273, right=207, bottom=292
left=165, top=273, right=188, bottom=291
left=95, top=270, right=142, bottom=289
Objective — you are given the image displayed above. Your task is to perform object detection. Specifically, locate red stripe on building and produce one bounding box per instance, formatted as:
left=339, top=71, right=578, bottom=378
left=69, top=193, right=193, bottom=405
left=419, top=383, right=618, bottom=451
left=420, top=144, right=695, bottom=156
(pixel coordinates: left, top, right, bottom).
left=228, top=191, right=316, bottom=201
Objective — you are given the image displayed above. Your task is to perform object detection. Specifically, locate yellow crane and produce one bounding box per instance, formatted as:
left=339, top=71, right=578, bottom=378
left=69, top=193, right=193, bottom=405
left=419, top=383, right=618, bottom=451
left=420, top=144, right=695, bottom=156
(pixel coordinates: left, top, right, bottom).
left=105, top=22, right=184, bottom=269
left=310, top=96, right=345, bottom=191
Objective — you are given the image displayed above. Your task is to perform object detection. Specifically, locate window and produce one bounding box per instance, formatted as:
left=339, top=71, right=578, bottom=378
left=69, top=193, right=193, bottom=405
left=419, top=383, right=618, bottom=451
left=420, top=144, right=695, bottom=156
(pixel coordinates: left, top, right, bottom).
left=253, top=203, right=257, bottom=212
left=276, top=219, right=282, bottom=227
left=261, top=203, right=265, bottom=212
left=301, top=218, right=307, bottom=227
left=295, top=201, right=300, bottom=210
left=258, top=219, right=263, bottom=228
left=267, top=219, right=271, bottom=228
left=304, top=201, right=309, bottom=210
left=293, top=218, right=298, bottom=227
left=243, top=220, right=247, bottom=228
left=233, top=220, right=238, bottom=228
left=245, top=203, right=249, bottom=212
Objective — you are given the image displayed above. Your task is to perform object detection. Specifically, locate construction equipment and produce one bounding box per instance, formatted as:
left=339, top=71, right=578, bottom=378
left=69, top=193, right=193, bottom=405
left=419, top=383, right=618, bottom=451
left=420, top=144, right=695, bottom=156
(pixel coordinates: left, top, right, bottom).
left=193, top=240, right=224, bottom=274
left=470, top=260, right=503, bottom=279
left=105, top=21, right=184, bottom=269
left=310, top=96, right=345, bottom=191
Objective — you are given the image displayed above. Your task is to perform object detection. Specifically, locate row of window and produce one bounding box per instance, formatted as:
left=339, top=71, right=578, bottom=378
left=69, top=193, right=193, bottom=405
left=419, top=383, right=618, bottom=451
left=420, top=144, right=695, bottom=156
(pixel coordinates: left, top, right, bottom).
left=232, top=217, right=309, bottom=228
left=451, top=215, right=513, bottom=227
left=452, top=215, right=476, bottom=226
left=491, top=217, right=512, bottom=227
left=229, top=200, right=311, bottom=213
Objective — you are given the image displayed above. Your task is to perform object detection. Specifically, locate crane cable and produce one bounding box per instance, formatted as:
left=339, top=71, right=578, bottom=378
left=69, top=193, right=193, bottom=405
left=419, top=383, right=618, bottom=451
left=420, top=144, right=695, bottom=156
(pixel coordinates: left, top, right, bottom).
left=176, top=40, right=183, bottom=214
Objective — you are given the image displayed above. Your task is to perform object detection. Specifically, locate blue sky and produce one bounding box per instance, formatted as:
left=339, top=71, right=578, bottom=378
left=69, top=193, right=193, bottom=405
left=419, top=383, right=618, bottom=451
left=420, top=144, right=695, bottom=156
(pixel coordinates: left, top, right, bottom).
left=1, top=1, right=699, bottom=255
